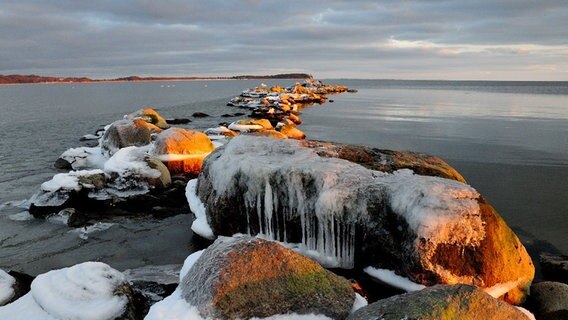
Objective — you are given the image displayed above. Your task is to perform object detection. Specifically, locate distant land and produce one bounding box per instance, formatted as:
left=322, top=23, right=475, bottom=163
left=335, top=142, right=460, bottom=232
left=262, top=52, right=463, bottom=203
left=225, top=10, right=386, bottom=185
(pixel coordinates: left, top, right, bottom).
left=0, top=73, right=312, bottom=84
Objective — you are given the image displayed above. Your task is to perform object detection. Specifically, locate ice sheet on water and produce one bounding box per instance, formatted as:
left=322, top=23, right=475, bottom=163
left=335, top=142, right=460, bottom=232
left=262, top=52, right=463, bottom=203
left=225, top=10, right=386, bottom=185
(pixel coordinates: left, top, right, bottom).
left=8, top=211, right=34, bottom=221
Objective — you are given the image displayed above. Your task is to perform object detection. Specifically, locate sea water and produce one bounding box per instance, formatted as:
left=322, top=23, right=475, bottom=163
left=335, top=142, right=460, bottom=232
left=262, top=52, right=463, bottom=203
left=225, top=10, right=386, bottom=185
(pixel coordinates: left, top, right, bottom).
left=0, top=79, right=566, bottom=275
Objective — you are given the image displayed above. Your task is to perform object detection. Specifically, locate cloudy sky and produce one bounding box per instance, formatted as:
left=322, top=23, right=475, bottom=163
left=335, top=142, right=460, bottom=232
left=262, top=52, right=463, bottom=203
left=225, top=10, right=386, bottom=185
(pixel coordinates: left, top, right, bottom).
left=1, top=0, right=567, bottom=80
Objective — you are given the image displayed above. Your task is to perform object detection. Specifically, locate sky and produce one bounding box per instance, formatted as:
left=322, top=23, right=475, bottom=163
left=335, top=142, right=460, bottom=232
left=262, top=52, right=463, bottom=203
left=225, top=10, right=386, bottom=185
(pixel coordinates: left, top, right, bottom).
left=1, top=0, right=567, bottom=80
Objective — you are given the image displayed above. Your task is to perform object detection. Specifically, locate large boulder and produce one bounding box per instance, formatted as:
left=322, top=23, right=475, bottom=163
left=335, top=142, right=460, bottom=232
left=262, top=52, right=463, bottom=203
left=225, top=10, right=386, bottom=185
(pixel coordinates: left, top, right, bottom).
left=179, top=236, right=355, bottom=319
left=540, top=253, right=568, bottom=283
left=100, top=119, right=159, bottom=156
left=347, top=284, right=531, bottom=320
left=125, top=107, right=169, bottom=129
left=0, top=262, right=140, bottom=319
left=525, top=281, right=568, bottom=319
left=194, top=136, right=534, bottom=304
left=152, top=128, right=214, bottom=176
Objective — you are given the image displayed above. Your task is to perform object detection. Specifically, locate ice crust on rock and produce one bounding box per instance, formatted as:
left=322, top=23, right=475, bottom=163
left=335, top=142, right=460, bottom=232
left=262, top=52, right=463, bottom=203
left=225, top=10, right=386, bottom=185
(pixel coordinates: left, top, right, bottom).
left=363, top=267, right=426, bottom=292
left=186, top=180, right=214, bottom=240
left=0, top=262, right=128, bottom=320
left=0, top=269, right=16, bottom=306
left=199, top=136, right=484, bottom=269
left=104, top=145, right=160, bottom=180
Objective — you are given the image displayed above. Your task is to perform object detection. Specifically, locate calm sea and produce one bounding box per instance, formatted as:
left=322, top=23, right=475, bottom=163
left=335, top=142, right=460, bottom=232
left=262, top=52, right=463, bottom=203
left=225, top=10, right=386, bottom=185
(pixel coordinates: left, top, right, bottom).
left=0, top=79, right=566, bottom=276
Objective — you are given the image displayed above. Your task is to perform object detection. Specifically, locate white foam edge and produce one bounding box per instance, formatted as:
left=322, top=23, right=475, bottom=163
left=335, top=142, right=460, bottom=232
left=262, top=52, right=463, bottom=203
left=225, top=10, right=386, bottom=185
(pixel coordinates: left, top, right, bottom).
left=363, top=266, right=426, bottom=292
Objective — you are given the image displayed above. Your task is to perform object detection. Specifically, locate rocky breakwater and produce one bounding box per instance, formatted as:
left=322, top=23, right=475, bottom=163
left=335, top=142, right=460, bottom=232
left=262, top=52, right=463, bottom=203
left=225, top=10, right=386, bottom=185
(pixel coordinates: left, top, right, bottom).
left=191, top=136, right=534, bottom=305
left=29, top=108, right=214, bottom=225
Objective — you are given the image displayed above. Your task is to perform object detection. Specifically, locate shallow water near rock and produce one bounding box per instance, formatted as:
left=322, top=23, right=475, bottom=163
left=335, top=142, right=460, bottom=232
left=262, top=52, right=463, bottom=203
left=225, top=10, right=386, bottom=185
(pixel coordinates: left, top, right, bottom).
left=0, top=79, right=566, bottom=278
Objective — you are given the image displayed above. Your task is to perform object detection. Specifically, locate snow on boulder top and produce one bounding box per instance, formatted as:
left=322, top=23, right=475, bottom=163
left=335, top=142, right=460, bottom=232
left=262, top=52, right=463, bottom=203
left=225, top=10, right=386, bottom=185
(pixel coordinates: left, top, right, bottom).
left=40, top=169, right=105, bottom=192
left=30, top=262, right=128, bottom=320
left=0, top=269, right=16, bottom=306
left=104, top=145, right=160, bottom=179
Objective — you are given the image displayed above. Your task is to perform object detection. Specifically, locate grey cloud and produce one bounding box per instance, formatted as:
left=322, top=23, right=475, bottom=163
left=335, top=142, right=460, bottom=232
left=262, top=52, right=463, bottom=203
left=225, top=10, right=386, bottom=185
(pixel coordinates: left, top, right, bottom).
left=1, top=0, right=566, bottom=80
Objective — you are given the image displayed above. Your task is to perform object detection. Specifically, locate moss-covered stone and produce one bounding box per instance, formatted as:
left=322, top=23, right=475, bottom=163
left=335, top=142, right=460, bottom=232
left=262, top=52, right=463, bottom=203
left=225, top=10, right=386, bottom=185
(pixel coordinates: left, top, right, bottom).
left=180, top=236, right=355, bottom=319
left=347, top=284, right=531, bottom=320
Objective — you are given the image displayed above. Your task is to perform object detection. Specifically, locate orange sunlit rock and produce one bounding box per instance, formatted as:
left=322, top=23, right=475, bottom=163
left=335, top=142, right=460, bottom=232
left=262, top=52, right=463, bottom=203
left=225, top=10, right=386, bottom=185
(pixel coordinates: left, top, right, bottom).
left=153, top=128, right=214, bottom=175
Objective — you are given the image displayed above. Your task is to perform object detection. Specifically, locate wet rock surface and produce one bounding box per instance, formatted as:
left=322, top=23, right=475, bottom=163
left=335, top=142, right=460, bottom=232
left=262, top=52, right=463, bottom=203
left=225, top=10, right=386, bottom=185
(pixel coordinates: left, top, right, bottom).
left=526, top=281, right=568, bottom=319
left=347, top=284, right=530, bottom=320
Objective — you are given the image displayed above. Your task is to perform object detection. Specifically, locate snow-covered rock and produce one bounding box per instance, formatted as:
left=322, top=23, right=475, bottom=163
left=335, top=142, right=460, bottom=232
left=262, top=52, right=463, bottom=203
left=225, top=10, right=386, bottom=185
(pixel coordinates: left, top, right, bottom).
left=0, top=262, right=139, bottom=319
left=347, top=284, right=532, bottom=320
left=54, top=146, right=108, bottom=170
left=194, top=136, right=534, bottom=304
left=0, top=270, right=16, bottom=306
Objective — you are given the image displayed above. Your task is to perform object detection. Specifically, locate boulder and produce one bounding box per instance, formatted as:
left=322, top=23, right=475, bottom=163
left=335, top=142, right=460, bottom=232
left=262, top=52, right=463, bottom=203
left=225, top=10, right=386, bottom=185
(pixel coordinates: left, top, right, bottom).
left=192, top=112, right=210, bottom=118
left=286, top=113, right=302, bottom=124
left=247, top=130, right=288, bottom=139
left=125, top=108, right=169, bottom=129
left=540, top=253, right=568, bottom=283
left=228, top=119, right=274, bottom=132
left=303, top=140, right=466, bottom=183
left=278, top=123, right=306, bottom=140
left=180, top=236, right=355, bottom=319
left=152, top=128, right=214, bottom=176
left=194, top=136, right=534, bottom=304
left=347, top=284, right=531, bottom=320
left=526, top=281, right=568, bottom=319
left=100, top=119, right=158, bottom=156
left=0, top=262, right=141, bottom=319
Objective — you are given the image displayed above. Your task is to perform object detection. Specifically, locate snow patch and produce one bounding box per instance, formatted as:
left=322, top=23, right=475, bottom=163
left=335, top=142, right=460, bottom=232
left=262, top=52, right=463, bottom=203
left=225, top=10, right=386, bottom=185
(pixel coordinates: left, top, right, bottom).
left=228, top=122, right=264, bottom=132
left=71, top=222, right=115, bottom=240
left=59, top=146, right=107, bottom=170
left=0, top=262, right=128, bottom=320
left=104, top=145, right=160, bottom=179
left=483, top=278, right=523, bottom=299
left=0, top=269, right=15, bottom=306
left=351, top=293, right=367, bottom=313
left=186, top=179, right=214, bottom=240
left=363, top=267, right=426, bottom=292
left=515, top=306, right=536, bottom=320
left=40, top=169, right=104, bottom=192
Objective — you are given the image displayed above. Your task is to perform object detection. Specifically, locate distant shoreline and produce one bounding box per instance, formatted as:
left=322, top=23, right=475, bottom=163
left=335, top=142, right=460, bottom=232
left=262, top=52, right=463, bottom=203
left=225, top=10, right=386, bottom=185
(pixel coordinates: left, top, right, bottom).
left=0, top=73, right=313, bottom=86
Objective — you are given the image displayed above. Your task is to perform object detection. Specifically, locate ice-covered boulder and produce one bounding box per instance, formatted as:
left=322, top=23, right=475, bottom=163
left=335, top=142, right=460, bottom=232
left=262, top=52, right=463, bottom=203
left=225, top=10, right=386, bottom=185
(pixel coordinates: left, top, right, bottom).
left=0, top=270, right=16, bottom=306
left=178, top=236, right=355, bottom=319
left=347, top=284, right=532, bottom=320
left=0, top=262, right=140, bottom=319
left=193, top=136, right=534, bottom=304
left=100, top=119, right=159, bottom=156
left=125, top=107, right=170, bottom=129
left=152, top=128, right=214, bottom=176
